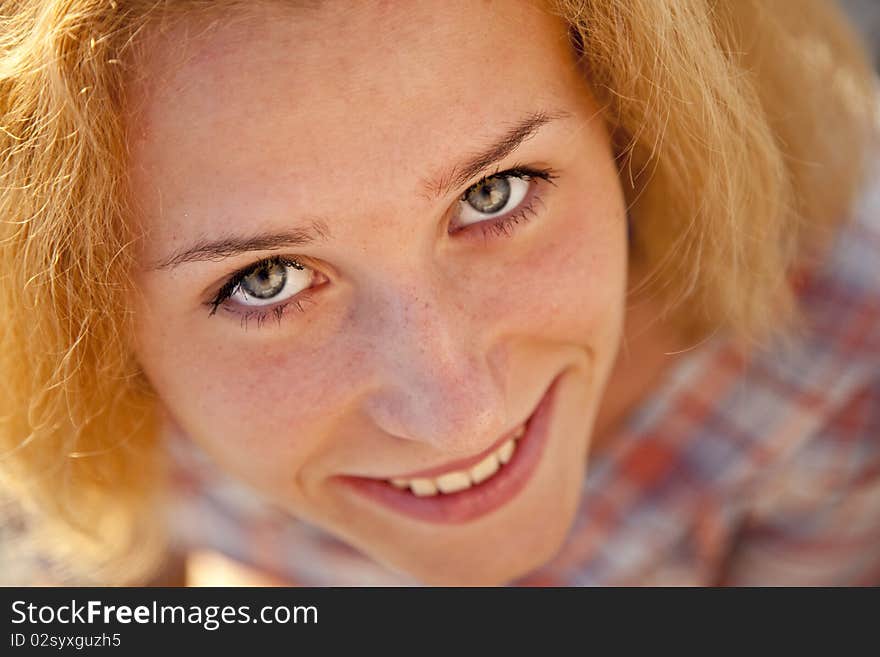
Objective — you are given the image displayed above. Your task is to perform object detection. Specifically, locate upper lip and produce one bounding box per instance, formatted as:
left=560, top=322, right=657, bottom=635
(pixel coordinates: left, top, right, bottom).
left=376, top=382, right=551, bottom=481
left=379, top=422, right=526, bottom=481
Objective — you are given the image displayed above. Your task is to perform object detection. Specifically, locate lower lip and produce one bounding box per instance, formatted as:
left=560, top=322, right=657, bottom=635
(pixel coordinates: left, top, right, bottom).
left=338, top=371, right=563, bottom=524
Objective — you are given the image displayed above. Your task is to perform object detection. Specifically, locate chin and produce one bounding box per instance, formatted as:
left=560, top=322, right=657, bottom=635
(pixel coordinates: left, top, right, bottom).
left=348, top=472, right=584, bottom=586
left=392, top=514, right=577, bottom=586
left=414, top=536, right=570, bottom=586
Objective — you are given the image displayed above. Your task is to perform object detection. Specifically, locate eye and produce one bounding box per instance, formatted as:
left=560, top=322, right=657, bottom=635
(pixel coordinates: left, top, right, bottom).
left=233, top=258, right=310, bottom=306
left=206, top=166, right=558, bottom=329
left=208, top=256, right=319, bottom=316
left=459, top=174, right=530, bottom=226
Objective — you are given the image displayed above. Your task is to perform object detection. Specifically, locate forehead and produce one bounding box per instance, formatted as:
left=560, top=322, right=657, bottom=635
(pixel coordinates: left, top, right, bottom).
left=127, top=0, right=586, bottom=245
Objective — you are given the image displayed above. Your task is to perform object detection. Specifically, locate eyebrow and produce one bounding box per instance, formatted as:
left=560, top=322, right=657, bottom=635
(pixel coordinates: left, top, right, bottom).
left=420, top=108, right=571, bottom=200
left=152, top=220, right=331, bottom=270
left=152, top=108, right=570, bottom=270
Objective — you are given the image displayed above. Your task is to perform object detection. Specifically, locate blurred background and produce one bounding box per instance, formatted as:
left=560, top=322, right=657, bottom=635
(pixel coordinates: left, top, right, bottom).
left=840, top=0, right=880, bottom=68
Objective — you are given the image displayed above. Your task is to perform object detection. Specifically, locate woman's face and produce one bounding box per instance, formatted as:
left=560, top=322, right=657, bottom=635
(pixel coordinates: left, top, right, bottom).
left=130, top=0, right=628, bottom=584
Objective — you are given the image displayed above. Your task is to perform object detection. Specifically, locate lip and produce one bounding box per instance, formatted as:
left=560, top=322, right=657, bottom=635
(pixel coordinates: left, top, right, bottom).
left=382, top=422, right=527, bottom=481
left=337, top=370, right=563, bottom=524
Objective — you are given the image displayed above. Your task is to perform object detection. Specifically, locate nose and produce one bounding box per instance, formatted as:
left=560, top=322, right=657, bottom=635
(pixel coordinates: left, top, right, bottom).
left=360, top=277, right=509, bottom=455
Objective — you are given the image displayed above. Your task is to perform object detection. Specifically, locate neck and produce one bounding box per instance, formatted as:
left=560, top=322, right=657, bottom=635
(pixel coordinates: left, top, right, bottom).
left=590, top=291, right=693, bottom=458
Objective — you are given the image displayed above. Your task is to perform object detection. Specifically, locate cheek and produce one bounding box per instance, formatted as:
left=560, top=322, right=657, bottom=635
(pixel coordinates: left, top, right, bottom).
left=493, top=192, right=628, bottom=346
left=134, top=306, right=350, bottom=479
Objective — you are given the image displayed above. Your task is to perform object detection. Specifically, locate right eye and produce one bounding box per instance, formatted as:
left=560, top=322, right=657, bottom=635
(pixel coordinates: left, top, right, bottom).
left=209, top=256, right=319, bottom=315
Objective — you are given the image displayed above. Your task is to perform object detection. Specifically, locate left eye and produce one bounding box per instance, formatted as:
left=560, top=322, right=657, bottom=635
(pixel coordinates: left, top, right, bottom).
left=230, top=259, right=312, bottom=307
left=458, top=174, right=530, bottom=226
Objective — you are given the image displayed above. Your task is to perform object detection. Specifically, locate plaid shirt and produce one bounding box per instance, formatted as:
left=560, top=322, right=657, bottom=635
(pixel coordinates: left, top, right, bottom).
left=166, top=163, right=880, bottom=587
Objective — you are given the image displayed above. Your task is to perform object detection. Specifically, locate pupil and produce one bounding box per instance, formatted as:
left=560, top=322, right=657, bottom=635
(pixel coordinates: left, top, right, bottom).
left=241, top=261, right=287, bottom=299
left=467, top=176, right=510, bottom=213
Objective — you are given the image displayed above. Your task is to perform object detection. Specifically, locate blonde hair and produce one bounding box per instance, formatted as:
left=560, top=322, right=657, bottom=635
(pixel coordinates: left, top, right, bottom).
left=559, top=0, right=877, bottom=334
left=0, top=0, right=876, bottom=583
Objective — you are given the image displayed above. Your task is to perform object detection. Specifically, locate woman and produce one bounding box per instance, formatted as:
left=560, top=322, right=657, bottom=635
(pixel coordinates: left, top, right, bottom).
left=0, top=0, right=877, bottom=585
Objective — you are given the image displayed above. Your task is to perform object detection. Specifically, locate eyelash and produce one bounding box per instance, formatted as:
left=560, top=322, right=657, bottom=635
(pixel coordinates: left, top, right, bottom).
left=207, top=165, right=558, bottom=329
left=464, top=166, right=556, bottom=241
left=206, top=255, right=317, bottom=325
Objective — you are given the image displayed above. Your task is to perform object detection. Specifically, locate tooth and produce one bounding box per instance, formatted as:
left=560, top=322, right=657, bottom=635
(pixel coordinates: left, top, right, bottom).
left=469, top=452, right=500, bottom=484
left=390, top=478, right=409, bottom=489
left=513, top=424, right=526, bottom=439
left=410, top=478, right=438, bottom=496
left=497, top=439, right=515, bottom=464
left=435, top=471, right=472, bottom=494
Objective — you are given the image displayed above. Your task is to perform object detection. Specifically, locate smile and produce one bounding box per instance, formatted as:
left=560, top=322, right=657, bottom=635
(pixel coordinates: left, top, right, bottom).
left=338, top=370, right=563, bottom=524
left=388, top=423, right=525, bottom=496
